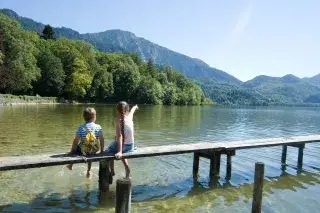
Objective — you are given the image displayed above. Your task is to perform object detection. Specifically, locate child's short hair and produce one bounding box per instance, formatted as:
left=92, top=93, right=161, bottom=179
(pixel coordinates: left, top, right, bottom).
left=83, top=107, right=96, bottom=122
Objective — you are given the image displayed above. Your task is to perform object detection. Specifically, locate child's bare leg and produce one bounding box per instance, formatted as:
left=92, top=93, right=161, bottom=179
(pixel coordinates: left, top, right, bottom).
left=121, top=159, right=130, bottom=178
left=66, top=164, right=73, bottom=170
left=110, top=160, right=115, bottom=176
left=86, top=162, right=92, bottom=178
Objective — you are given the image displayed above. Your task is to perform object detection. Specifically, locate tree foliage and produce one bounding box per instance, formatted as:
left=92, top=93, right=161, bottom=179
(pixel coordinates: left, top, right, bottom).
left=0, top=14, right=40, bottom=93
left=42, top=24, right=54, bottom=40
left=0, top=13, right=207, bottom=105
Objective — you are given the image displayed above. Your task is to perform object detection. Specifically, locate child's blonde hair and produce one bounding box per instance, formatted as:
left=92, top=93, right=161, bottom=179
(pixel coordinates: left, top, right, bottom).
left=83, top=107, right=96, bottom=122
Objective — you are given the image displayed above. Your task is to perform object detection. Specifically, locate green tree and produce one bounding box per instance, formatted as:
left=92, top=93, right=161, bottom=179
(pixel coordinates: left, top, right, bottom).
left=164, top=66, right=175, bottom=83
left=42, top=24, right=55, bottom=40
left=0, top=52, right=4, bottom=65
left=163, top=83, right=178, bottom=105
left=110, top=58, right=140, bottom=100
left=35, top=43, right=65, bottom=96
left=0, top=13, right=40, bottom=93
left=89, top=67, right=114, bottom=100
left=135, top=78, right=164, bottom=104
left=146, top=58, right=158, bottom=78
left=128, top=53, right=143, bottom=66
left=157, top=72, right=168, bottom=85
left=65, top=58, right=92, bottom=99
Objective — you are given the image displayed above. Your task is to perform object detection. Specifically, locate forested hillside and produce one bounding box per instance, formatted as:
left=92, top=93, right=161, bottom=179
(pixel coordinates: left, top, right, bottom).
left=0, top=13, right=206, bottom=105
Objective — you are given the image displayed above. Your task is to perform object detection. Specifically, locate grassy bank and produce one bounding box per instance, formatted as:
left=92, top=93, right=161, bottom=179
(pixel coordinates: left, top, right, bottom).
left=0, top=94, right=59, bottom=106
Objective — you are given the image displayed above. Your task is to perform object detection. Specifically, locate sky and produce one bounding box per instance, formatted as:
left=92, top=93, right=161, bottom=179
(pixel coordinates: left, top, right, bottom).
left=0, top=0, right=319, bottom=81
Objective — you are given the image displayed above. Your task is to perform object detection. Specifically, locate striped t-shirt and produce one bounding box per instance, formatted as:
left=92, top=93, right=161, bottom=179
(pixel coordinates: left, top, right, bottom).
left=76, top=122, right=103, bottom=147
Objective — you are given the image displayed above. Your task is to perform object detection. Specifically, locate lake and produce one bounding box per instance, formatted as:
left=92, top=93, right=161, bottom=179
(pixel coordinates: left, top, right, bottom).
left=0, top=105, right=319, bottom=213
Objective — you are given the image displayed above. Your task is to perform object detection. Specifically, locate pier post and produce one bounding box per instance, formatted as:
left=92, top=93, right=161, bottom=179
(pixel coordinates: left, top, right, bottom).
left=216, top=152, right=221, bottom=176
left=209, top=152, right=218, bottom=179
left=226, top=154, right=232, bottom=180
left=297, top=144, right=305, bottom=170
left=252, top=162, right=265, bottom=213
left=99, top=160, right=111, bottom=192
left=193, top=153, right=200, bottom=179
left=281, top=145, right=287, bottom=165
left=115, top=178, right=132, bottom=213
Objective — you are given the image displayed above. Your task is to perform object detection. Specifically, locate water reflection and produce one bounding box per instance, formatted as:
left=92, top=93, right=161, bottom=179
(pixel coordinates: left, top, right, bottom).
left=130, top=171, right=320, bottom=212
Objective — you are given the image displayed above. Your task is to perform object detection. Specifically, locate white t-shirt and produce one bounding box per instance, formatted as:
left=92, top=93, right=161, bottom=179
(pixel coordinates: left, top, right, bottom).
left=123, top=116, right=134, bottom=144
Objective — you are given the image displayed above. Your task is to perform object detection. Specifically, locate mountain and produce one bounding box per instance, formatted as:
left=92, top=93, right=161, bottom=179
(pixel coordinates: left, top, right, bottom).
left=0, top=9, right=241, bottom=85
left=244, top=74, right=320, bottom=104
left=2, top=8, right=320, bottom=106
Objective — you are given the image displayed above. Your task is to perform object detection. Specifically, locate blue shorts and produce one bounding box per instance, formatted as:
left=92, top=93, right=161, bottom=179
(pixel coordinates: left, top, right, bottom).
left=107, top=141, right=134, bottom=153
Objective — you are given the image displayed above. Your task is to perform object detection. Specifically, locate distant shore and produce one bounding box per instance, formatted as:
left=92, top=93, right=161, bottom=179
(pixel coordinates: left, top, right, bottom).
left=0, top=94, right=62, bottom=106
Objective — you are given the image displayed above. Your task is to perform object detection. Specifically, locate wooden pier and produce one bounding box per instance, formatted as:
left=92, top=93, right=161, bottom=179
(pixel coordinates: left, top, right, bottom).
left=1, top=135, right=320, bottom=212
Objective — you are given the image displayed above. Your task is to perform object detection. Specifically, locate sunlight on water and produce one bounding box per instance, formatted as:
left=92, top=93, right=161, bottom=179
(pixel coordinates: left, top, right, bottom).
left=0, top=105, right=319, bottom=212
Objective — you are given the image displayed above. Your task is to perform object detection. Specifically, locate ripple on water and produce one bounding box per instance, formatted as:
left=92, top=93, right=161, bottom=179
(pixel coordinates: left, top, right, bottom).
left=0, top=105, right=320, bottom=212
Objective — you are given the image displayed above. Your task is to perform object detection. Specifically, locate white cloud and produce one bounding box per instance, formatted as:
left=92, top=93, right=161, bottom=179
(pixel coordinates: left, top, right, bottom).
left=231, top=1, right=253, bottom=44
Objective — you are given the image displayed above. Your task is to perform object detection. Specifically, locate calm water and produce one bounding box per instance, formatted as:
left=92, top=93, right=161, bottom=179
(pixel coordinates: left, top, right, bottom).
left=0, top=105, right=319, bottom=213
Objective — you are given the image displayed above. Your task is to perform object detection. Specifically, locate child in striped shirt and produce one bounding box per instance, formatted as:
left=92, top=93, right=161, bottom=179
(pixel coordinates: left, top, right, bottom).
left=67, top=107, right=104, bottom=178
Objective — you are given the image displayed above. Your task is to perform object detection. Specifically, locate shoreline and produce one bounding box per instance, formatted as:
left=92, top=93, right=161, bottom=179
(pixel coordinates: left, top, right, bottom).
left=2, top=94, right=320, bottom=108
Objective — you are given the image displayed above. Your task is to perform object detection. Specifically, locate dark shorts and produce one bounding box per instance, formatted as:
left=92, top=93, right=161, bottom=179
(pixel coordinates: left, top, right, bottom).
left=107, top=141, right=134, bottom=153
left=74, top=145, right=83, bottom=155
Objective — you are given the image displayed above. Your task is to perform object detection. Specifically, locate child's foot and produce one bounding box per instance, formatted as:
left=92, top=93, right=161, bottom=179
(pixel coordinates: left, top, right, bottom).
left=66, top=164, right=73, bottom=170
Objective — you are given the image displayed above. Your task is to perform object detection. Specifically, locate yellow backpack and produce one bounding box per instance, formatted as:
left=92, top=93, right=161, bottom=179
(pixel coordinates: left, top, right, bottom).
left=80, top=125, right=100, bottom=155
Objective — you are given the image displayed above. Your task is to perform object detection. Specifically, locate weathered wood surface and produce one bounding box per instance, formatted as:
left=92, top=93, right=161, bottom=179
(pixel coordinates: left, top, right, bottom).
left=298, top=145, right=304, bottom=170
left=226, top=154, right=232, bottom=180
left=1, top=135, right=320, bottom=171
left=115, top=178, right=132, bottom=213
left=252, top=162, right=265, bottom=213
left=281, top=145, right=287, bottom=165
left=99, top=160, right=111, bottom=192
left=193, top=153, right=199, bottom=179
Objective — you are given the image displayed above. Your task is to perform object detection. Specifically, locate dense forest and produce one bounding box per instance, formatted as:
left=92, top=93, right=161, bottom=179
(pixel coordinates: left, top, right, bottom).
left=0, top=13, right=208, bottom=105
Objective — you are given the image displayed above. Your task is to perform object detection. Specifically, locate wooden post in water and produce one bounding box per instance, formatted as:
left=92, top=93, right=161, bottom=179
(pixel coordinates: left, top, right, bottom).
left=252, top=162, right=265, bottom=213
left=297, top=144, right=305, bottom=170
left=281, top=145, right=287, bottom=165
left=193, top=153, right=200, bottom=179
left=115, top=178, right=132, bottom=213
left=226, top=154, right=232, bottom=180
left=209, top=152, right=217, bottom=179
left=215, top=152, right=221, bottom=176
left=99, top=160, right=111, bottom=192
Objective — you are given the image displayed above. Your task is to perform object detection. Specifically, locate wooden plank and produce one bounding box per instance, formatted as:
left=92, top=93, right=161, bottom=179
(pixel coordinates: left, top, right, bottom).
left=289, top=143, right=305, bottom=148
left=0, top=143, right=225, bottom=171
left=0, top=135, right=320, bottom=171
left=224, top=135, right=320, bottom=150
left=199, top=150, right=235, bottom=158
left=198, top=152, right=212, bottom=159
